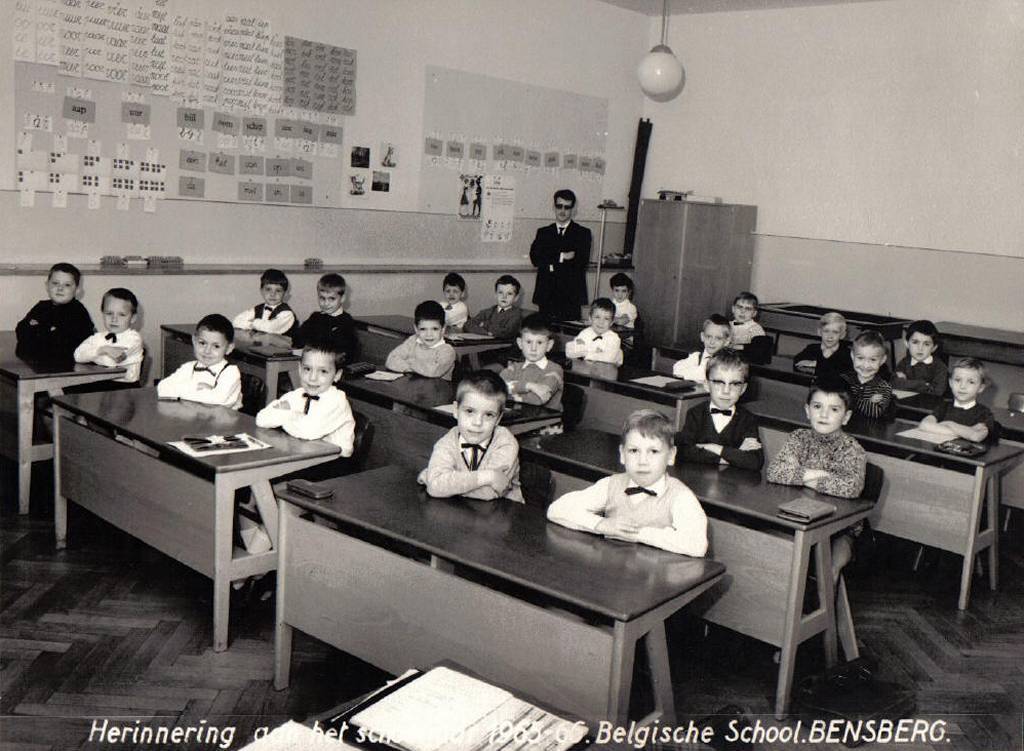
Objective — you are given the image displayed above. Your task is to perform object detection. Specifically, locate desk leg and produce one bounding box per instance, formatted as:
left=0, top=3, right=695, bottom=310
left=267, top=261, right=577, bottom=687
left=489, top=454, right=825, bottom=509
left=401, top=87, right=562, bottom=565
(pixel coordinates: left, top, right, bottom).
left=274, top=502, right=296, bottom=690
left=957, top=470, right=988, bottom=611
left=53, top=407, right=67, bottom=549
left=986, top=473, right=1000, bottom=592
left=607, top=620, right=636, bottom=723
left=835, top=575, right=859, bottom=661
left=17, top=383, right=33, bottom=515
left=644, top=623, right=677, bottom=725
left=775, top=530, right=811, bottom=719
left=251, top=480, right=279, bottom=549
left=813, top=535, right=838, bottom=667
left=213, top=482, right=234, bottom=652
left=265, top=363, right=282, bottom=406
left=467, top=352, right=482, bottom=370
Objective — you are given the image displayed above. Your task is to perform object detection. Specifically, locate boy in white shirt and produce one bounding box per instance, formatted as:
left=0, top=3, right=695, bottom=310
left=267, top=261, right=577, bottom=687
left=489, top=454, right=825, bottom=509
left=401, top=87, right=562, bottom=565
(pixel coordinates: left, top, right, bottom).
left=257, top=341, right=356, bottom=479
left=609, top=272, right=638, bottom=329
left=157, top=314, right=242, bottom=410
left=439, top=272, right=469, bottom=332
left=729, top=291, right=766, bottom=350
left=73, top=288, right=144, bottom=389
left=232, top=268, right=298, bottom=341
left=547, top=409, right=708, bottom=556
left=672, top=314, right=732, bottom=387
left=565, top=298, right=623, bottom=365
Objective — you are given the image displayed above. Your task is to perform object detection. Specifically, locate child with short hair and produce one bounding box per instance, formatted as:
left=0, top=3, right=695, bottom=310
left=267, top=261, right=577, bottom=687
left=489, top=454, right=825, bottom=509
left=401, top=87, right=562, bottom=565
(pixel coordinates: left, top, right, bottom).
left=292, top=273, right=358, bottom=365
left=565, top=298, right=623, bottom=365
left=257, top=341, right=356, bottom=463
left=678, top=349, right=764, bottom=471
left=793, top=311, right=853, bottom=381
left=729, top=292, right=766, bottom=350
left=73, top=288, right=144, bottom=388
left=919, top=358, right=999, bottom=444
left=500, top=313, right=564, bottom=410
left=672, top=314, right=732, bottom=386
left=609, top=272, right=638, bottom=329
left=16, top=262, right=95, bottom=362
left=767, top=380, right=867, bottom=579
left=157, top=314, right=242, bottom=409
left=842, top=330, right=895, bottom=420
left=463, top=275, right=523, bottom=338
left=232, top=268, right=298, bottom=339
left=417, top=370, right=524, bottom=502
left=893, top=320, right=947, bottom=396
left=439, top=272, right=469, bottom=331
left=385, top=300, right=457, bottom=380
left=547, top=409, right=708, bottom=556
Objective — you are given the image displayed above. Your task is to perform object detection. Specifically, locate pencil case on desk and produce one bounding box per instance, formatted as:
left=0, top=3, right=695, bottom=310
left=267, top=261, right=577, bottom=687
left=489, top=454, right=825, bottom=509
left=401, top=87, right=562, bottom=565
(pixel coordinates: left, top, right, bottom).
left=777, top=497, right=837, bottom=524
left=935, top=438, right=986, bottom=457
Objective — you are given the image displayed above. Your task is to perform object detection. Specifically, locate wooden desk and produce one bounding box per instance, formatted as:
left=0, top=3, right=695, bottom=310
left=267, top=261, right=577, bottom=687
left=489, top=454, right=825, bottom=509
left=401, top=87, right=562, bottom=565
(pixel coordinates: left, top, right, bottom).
left=161, top=323, right=299, bottom=407
left=758, top=303, right=911, bottom=362
left=1, top=331, right=126, bottom=514
left=936, top=321, right=1024, bottom=367
left=520, top=430, right=873, bottom=719
left=747, top=396, right=1024, bottom=610
left=272, top=465, right=724, bottom=725
left=51, top=388, right=339, bottom=651
left=353, top=314, right=512, bottom=369
left=340, top=373, right=562, bottom=470
left=561, top=359, right=704, bottom=431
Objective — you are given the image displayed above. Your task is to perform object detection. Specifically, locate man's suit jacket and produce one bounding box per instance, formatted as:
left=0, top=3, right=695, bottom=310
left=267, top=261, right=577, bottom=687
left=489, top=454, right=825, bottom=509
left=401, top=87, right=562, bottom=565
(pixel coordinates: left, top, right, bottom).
left=530, top=221, right=592, bottom=316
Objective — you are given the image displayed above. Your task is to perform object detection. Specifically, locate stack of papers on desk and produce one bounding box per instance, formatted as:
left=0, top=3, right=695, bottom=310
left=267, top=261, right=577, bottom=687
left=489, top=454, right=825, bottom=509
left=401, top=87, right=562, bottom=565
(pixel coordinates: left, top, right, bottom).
left=448, top=332, right=494, bottom=341
left=351, top=666, right=587, bottom=751
left=630, top=374, right=685, bottom=388
left=895, top=427, right=951, bottom=444
left=169, top=433, right=270, bottom=457
left=893, top=389, right=918, bottom=400
left=364, top=370, right=405, bottom=382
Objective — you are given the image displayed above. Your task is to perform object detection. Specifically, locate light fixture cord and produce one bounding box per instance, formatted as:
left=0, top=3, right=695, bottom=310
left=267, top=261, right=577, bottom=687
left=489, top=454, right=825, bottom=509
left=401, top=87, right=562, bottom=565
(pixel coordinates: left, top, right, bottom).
left=661, top=0, right=669, bottom=46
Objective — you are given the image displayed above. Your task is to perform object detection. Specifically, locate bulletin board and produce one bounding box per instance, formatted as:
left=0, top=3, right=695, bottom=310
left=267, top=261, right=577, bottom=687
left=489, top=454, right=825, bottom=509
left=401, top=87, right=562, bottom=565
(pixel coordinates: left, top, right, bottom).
left=11, top=0, right=355, bottom=211
left=418, top=65, right=608, bottom=222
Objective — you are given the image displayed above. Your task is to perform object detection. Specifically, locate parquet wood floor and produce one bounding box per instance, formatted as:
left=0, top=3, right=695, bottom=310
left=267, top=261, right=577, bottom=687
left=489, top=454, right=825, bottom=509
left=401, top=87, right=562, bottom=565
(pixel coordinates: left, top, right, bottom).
left=2, top=462, right=1021, bottom=750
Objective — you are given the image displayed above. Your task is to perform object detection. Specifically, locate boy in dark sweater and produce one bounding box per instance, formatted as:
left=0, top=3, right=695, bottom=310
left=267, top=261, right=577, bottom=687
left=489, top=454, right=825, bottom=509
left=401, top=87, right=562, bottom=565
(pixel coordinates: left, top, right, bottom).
left=292, top=273, right=358, bottom=365
left=677, top=349, right=764, bottom=471
left=892, top=320, right=947, bottom=396
left=842, top=330, right=895, bottom=420
left=16, top=262, right=95, bottom=363
left=919, top=358, right=999, bottom=444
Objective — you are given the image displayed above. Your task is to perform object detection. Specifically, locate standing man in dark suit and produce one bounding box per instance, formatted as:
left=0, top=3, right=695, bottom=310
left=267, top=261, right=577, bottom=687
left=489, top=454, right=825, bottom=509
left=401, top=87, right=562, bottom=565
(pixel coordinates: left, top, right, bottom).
left=530, top=189, right=592, bottom=320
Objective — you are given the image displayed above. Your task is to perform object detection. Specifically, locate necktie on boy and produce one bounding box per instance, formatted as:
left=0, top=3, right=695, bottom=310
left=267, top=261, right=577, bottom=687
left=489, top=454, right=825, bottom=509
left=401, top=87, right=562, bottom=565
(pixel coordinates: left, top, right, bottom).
left=461, top=442, right=484, bottom=470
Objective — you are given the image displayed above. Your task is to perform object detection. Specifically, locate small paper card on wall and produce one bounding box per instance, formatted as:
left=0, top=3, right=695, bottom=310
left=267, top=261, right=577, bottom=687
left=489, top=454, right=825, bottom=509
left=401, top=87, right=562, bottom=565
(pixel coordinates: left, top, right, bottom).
left=493, top=144, right=508, bottom=160
left=238, top=182, right=264, bottom=202
left=320, top=124, right=342, bottom=145
left=266, top=158, right=292, bottom=178
left=177, top=107, right=205, bottom=130
left=480, top=174, right=515, bottom=243
left=446, top=141, right=464, bottom=159
left=267, top=183, right=289, bottom=202
left=88, top=192, right=101, bottom=209
left=179, top=150, right=207, bottom=172
left=121, top=101, right=150, bottom=127
left=240, top=156, right=265, bottom=175
left=210, top=153, right=235, bottom=175
left=292, top=159, right=313, bottom=180
left=469, top=143, right=487, bottom=161
left=213, top=112, right=239, bottom=135
left=179, top=176, right=206, bottom=198
left=508, top=146, right=525, bottom=163
left=52, top=189, right=69, bottom=208
left=275, top=119, right=298, bottom=139
left=290, top=185, right=312, bottom=204
left=243, top=117, right=267, bottom=138
left=578, top=156, right=593, bottom=172
left=63, top=97, right=96, bottom=123
left=593, top=157, right=606, bottom=175
left=143, top=195, right=157, bottom=213
left=525, top=150, right=542, bottom=168
left=563, top=153, right=578, bottom=169
left=424, top=137, right=443, bottom=156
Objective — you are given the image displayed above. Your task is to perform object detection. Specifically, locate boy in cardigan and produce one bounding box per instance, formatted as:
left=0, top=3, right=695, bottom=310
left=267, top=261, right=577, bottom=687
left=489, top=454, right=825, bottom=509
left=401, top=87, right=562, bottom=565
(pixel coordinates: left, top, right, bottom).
left=418, top=370, right=523, bottom=502
left=729, top=291, right=766, bottom=350
left=892, top=320, right=947, bottom=396
left=677, top=349, right=763, bottom=471
left=292, top=273, right=358, bottom=365
left=16, top=262, right=95, bottom=363
left=157, top=314, right=242, bottom=409
left=672, top=314, right=732, bottom=387
left=919, top=358, right=999, bottom=444
left=565, top=298, right=623, bottom=365
left=767, top=380, right=867, bottom=578
left=500, top=314, right=564, bottom=410
left=547, top=409, right=708, bottom=556
left=439, top=272, right=469, bottom=332
left=463, top=275, right=523, bottom=339
left=72, top=288, right=144, bottom=389
left=842, top=330, right=895, bottom=420
left=385, top=300, right=457, bottom=380
left=793, top=311, right=853, bottom=380
left=232, top=268, right=298, bottom=341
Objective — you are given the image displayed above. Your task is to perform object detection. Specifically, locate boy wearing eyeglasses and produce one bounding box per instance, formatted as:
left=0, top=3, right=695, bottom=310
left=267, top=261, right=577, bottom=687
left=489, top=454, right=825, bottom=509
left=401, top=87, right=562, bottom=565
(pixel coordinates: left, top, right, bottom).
left=677, top=349, right=764, bottom=471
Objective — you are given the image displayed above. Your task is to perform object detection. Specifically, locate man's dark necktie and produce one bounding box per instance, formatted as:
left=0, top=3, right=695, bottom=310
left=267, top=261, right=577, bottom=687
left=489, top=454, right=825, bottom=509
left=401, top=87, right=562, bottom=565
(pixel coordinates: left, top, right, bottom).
left=625, top=486, right=656, bottom=496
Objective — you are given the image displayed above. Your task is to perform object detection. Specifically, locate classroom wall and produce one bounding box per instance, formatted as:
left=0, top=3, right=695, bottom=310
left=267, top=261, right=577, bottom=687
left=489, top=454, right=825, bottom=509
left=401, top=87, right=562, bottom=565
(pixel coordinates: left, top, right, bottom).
left=640, top=0, right=1023, bottom=329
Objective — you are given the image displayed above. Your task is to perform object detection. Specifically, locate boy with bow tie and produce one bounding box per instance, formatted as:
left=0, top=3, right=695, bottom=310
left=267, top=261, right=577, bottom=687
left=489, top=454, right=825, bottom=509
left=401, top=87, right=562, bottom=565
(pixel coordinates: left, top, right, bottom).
left=677, top=349, right=764, bottom=471
left=547, top=409, right=708, bottom=556
left=565, top=298, right=623, bottom=365
left=157, top=314, right=242, bottom=409
left=417, top=370, right=524, bottom=502
left=73, top=287, right=144, bottom=389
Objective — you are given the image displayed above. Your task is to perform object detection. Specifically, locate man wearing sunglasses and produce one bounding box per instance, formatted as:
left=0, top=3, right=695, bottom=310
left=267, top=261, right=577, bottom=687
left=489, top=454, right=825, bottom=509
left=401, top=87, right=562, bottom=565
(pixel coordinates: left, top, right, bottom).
left=529, top=189, right=592, bottom=321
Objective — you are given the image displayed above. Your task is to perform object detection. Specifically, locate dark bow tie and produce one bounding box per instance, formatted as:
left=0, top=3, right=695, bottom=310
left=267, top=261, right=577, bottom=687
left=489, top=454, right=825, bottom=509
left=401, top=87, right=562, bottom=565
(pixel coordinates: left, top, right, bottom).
left=710, top=407, right=733, bottom=416
left=592, top=335, right=603, bottom=341
left=732, top=321, right=743, bottom=326
left=194, top=364, right=212, bottom=373
left=302, top=393, right=320, bottom=413
left=105, top=333, right=118, bottom=343
left=625, top=486, right=657, bottom=497
left=461, top=442, right=486, bottom=470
